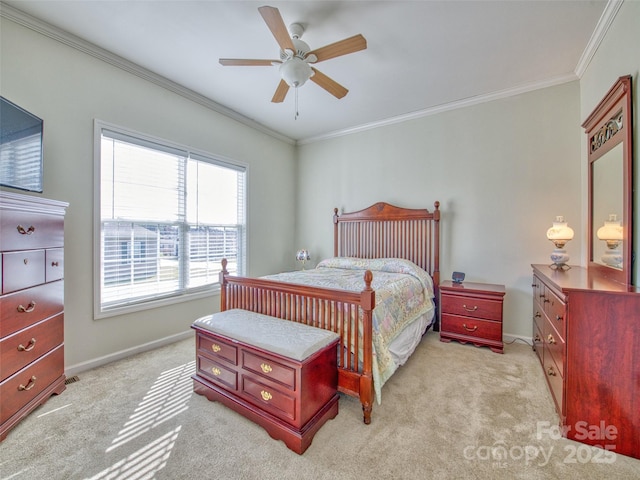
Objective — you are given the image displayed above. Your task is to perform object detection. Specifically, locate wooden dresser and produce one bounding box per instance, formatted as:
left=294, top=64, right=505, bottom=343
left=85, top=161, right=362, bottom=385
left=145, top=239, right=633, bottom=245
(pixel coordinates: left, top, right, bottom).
left=532, top=264, right=640, bottom=459
left=440, top=280, right=506, bottom=353
left=0, top=191, right=68, bottom=441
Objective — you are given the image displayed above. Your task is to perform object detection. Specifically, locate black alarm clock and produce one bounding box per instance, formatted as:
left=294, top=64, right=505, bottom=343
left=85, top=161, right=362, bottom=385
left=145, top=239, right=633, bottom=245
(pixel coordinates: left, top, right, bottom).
left=452, top=271, right=465, bottom=284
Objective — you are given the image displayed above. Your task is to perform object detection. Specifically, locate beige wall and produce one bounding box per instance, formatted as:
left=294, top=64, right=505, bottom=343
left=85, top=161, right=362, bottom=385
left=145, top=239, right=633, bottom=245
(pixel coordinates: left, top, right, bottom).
left=579, top=0, right=640, bottom=284
left=1, top=18, right=297, bottom=371
left=296, top=83, right=583, bottom=340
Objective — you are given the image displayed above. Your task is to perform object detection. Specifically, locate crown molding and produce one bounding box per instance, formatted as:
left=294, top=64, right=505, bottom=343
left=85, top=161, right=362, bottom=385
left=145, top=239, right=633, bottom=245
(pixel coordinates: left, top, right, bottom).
left=298, top=73, right=578, bottom=145
left=574, top=0, right=623, bottom=78
left=0, top=2, right=295, bottom=145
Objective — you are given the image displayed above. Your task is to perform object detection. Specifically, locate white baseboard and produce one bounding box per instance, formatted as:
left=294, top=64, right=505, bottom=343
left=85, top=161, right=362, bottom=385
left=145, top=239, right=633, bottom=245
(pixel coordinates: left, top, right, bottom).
left=64, top=330, right=193, bottom=377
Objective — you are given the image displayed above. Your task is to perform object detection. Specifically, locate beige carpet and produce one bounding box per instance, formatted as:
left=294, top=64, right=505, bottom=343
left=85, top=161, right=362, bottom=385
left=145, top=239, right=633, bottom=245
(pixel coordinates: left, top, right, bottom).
left=1, top=331, right=639, bottom=480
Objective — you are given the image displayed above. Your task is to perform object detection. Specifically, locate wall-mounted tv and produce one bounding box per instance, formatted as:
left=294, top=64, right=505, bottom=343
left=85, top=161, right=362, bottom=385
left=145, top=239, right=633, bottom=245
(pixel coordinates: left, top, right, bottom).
left=0, top=97, right=44, bottom=193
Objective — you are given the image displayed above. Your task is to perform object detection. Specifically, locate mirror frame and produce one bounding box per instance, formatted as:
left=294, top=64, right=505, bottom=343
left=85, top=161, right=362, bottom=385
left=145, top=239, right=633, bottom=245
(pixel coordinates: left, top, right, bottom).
left=582, top=75, right=633, bottom=286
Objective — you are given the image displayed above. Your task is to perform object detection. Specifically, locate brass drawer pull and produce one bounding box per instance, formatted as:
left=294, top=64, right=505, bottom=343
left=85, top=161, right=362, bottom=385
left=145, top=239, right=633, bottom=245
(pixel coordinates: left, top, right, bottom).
left=534, top=334, right=541, bottom=342
left=462, top=305, right=478, bottom=312
left=17, top=338, right=37, bottom=352
left=547, top=334, right=556, bottom=345
left=555, top=314, right=563, bottom=321
left=17, top=225, right=35, bottom=235
left=260, top=390, right=272, bottom=402
left=260, top=363, right=272, bottom=373
left=211, top=367, right=221, bottom=376
left=17, top=302, right=36, bottom=313
left=18, top=376, right=37, bottom=391
left=547, top=367, right=556, bottom=377
left=211, top=343, right=221, bottom=353
left=463, top=323, right=478, bottom=332
left=534, top=311, right=541, bottom=318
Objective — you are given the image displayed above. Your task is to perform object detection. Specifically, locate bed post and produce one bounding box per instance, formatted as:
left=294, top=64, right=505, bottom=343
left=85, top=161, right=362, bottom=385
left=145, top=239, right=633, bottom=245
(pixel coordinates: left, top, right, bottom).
left=432, top=201, right=441, bottom=330
left=333, top=207, right=339, bottom=257
left=360, top=270, right=375, bottom=424
left=220, top=258, right=229, bottom=311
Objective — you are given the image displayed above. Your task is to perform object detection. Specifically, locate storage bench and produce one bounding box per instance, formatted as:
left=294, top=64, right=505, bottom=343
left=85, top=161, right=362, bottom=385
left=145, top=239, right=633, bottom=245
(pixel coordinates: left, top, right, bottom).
left=191, top=308, right=340, bottom=454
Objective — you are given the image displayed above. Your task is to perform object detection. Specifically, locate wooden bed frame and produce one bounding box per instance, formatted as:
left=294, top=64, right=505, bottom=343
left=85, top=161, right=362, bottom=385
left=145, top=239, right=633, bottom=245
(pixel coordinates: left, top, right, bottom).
left=219, top=201, right=440, bottom=424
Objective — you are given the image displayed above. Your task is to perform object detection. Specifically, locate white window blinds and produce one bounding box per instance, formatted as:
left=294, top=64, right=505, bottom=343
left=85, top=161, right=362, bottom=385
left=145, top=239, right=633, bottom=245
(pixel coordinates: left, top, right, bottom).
left=98, top=125, right=246, bottom=314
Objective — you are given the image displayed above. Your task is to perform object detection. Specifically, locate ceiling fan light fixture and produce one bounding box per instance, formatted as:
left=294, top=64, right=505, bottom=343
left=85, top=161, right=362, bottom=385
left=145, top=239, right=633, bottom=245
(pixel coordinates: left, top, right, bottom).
left=279, top=57, right=314, bottom=87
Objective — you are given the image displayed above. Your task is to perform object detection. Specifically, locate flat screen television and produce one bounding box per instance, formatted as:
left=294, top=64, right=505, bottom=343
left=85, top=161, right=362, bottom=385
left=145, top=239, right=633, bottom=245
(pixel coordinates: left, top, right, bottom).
left=0, top=96, right=44, bottom=192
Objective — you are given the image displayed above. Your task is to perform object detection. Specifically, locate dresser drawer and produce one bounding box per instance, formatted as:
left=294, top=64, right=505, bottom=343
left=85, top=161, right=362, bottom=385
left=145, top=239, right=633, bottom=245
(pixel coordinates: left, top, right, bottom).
left=547, top=295, right=566, bottom=341
left=441, top=314, right=502, bottom=341
left=2, top=250, right=46, bottom=294
left=45, top=248, right=64, bottom=282
left=242, top=375, right=296, bottom=424
left=197, top=354, right=237, bottom=391
left=0, top=345, right=65, bottom=424
left=0, top=314, right=64, bottom=381
left=440, top=294, right=502, bottom=321
left=196, top=332, right=237, bottom=366
left=532, top=319, right=544, bottom=365
left=0, top=210, right=64, bottom=252
left=0, top=281, right=64, bottom=338
left=242, top=350, right=295, bottom=389
left=542, top=349, right=564, bottom=417
left=543, top=319, right=565, bottom=377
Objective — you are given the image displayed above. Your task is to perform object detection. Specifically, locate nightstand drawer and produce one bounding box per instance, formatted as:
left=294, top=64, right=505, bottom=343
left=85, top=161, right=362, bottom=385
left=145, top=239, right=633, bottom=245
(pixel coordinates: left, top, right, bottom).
left=441, top=314, right=502, bottom=341
left=440, top=295, right=502, bottom=321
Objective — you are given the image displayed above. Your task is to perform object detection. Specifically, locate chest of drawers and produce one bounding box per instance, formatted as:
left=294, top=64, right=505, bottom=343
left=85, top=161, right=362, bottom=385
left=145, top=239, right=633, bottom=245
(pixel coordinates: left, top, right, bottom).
left=0, top=192, right=68, bottom=441
left=532, top=264, right=640, bottom=460
left=439, top=280, right=506, bottom=353
left=192, top=311, right=339, bottom=454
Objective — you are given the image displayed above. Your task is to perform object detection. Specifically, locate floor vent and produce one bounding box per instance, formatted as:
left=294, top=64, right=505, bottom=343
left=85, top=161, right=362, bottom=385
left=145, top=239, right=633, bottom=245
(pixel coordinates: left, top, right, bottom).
left=65, top=375, right=80, bottom=385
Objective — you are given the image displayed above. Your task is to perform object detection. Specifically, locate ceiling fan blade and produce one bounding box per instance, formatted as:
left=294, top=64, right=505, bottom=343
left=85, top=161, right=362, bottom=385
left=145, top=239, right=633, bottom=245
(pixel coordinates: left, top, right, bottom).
left=272, top=79, right=290, bottom=103
left=219, top=59, right=279, bottom=66
left=310, top=68, right=348, bottom=99
left=258, top=6, right=296, bottom=52
left=307, top=34, right=367, bottom=63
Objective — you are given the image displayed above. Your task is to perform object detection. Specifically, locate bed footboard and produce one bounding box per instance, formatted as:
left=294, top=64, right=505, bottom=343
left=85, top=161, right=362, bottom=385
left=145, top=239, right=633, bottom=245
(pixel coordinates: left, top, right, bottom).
left=219, top=259, right=376, bottom=424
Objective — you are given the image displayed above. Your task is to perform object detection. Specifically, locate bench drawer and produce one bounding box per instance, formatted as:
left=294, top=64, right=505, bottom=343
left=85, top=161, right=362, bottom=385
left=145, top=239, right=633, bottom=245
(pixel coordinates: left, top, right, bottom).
left=196, top=332, right=237, bottom=366
left=242, top=350, right=295, bottom=389
left=242, top=375, right=296, bottom=424
left=197, top=354, right=237, bottom=391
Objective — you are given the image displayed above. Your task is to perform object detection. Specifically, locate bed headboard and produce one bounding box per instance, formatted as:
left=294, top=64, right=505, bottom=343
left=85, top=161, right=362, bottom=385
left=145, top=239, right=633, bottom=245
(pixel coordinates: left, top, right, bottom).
left=333, top=201, right=440, bottom=287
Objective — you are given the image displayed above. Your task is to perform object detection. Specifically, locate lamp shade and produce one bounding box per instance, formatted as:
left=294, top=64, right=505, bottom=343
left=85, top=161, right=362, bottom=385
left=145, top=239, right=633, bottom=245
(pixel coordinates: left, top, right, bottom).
left=546, top=216, right=574, bottom=246
left=296, top=249, right=310, bottom=262
left=597, top=214, right=623, bottom=241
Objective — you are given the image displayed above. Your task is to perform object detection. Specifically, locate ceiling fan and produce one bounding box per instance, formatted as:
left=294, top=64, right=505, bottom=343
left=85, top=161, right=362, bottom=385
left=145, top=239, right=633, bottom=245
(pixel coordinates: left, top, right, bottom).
left=219, top=5, right=367, bottom=104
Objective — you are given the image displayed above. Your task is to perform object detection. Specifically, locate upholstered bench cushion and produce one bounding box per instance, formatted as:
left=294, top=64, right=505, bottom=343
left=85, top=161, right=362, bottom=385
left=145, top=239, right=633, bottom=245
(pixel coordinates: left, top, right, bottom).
left=193, top=309, right=339, bottom=361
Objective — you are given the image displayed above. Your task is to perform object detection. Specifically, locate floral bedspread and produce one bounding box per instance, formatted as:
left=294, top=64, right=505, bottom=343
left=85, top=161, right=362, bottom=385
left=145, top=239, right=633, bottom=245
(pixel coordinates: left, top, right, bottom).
left=262, top=257, right=435, bottom=403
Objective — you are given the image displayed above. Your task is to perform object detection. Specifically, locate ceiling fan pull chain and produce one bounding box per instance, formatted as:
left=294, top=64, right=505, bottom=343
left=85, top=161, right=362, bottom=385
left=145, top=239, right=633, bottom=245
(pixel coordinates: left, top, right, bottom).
left=295, top=87, right=299, bottom=120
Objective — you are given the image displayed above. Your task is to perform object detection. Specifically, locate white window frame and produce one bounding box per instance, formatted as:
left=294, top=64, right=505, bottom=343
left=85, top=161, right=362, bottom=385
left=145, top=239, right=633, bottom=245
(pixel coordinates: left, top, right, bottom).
left=93, top=120, right=247, bottom=319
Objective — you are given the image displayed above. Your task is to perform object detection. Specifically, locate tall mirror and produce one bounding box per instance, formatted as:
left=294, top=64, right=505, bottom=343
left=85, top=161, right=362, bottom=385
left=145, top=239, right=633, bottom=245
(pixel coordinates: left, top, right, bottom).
left=582, top=75, right=633, bottom=285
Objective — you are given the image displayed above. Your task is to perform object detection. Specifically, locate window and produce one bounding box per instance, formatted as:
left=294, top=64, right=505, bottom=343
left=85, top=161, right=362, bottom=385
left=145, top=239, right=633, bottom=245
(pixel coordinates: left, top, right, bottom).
left=96, top=123, right=246, bottom=316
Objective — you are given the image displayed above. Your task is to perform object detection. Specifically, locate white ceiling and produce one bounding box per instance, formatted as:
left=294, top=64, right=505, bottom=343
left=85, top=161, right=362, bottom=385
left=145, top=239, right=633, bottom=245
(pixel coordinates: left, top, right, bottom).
left=3, top=1, right=611, bottom=143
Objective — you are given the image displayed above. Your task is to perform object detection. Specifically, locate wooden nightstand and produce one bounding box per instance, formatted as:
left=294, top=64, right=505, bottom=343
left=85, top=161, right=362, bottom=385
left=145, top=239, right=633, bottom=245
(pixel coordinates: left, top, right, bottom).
left=439, top=280, right=506, bottom=353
